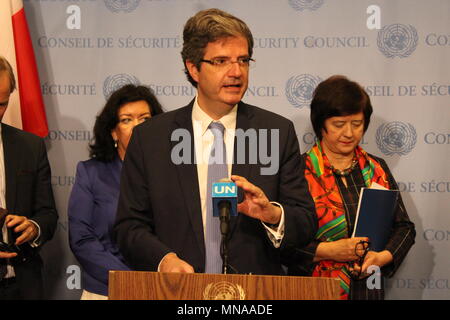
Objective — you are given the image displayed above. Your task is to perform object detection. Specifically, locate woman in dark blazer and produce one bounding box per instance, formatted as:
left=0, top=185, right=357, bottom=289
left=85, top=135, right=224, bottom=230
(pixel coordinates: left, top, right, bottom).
left=68, top=85, right=163, bottom=299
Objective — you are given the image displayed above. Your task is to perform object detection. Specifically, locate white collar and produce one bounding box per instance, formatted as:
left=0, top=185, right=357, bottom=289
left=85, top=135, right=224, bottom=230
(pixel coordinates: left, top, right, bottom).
left=192, top=96, right=238, bottom=136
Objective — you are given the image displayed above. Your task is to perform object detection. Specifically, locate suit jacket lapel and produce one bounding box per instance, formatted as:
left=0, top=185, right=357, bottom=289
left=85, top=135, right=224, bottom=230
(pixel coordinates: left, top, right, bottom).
left=111, top=155, right=122, bottom=187
left=172, top=102, right=205, bottom=256
left=230, top=102, right=254, bottom=235
left=232, top=102, right=254, bottom=195
left=2, top=124, right=19, bottom=212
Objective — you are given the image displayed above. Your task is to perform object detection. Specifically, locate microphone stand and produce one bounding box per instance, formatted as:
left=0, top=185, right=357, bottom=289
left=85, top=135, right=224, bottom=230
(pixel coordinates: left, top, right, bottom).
left=221, top=236, right=229, bottom=274
left=218, top=200, right=230, bottom=274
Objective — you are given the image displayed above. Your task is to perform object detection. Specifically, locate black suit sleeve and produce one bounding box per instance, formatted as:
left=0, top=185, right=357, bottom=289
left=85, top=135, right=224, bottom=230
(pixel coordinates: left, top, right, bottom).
left=279, top=121, right=318, bottom=259
left=28, top=138, right=58, bottom=245
left=377, top=157, right=416, bottom=277
left=113, top=125, right=172, bottom=271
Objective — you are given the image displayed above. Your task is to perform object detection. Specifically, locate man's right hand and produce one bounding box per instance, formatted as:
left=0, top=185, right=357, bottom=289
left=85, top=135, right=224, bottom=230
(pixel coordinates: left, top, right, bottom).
left=159, top=252, right=194, bottom=273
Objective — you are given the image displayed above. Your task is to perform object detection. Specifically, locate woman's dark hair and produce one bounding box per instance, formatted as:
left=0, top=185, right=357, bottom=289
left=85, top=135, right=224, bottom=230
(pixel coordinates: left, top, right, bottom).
left=89, top=84, right=164, bottom=162
left=310, top=75, right=373, bottom=140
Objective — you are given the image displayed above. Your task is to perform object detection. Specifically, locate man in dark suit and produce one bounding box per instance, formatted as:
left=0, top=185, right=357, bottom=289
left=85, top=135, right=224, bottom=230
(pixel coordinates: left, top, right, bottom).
left=114, top=8, right=316, bottom=275
left=0, top=56, right=58, bottom=299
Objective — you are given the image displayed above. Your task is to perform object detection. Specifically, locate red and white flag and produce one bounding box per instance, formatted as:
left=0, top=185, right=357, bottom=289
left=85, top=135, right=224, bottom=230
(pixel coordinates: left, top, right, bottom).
left=0, top=0, right=48, bottom=137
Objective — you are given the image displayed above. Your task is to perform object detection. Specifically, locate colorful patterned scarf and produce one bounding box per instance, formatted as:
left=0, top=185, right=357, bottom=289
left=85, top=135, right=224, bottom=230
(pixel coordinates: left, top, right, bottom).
left=305, top=141, right=390, bottom=299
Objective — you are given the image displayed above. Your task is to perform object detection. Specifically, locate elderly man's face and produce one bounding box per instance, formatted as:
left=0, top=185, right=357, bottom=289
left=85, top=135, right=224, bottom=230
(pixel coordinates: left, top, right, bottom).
left=0, top=72, right=11, bottom=122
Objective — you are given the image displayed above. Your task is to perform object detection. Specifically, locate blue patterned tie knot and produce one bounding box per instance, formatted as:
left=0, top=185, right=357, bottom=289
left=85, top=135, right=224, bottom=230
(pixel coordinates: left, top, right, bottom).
left=208, top=122, right=226, bottom=166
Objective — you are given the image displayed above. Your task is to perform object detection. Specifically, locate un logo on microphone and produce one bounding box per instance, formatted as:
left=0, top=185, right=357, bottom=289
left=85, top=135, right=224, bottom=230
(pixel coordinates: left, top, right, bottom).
left=376, top=121, right=417, bottom=156
left=285, top=74, right=322, bottom=108
left=377, top=24, right=418, bottom=58
left=103, top=74, right=141, bottom=99
left=288, top=0, right=324, bottom=11
left=104, top=0, right=141, bottom=13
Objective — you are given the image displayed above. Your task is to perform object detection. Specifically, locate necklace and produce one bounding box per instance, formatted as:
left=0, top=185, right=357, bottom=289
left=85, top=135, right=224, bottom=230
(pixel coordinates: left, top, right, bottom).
left=330, top=158, right=358, bottom=176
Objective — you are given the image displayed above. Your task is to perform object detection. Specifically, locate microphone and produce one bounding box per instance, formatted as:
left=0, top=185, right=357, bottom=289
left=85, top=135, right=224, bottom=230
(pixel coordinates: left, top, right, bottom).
left=212, top=179, right=238, bottom=224
left=212, top=178, right=237, bottom=274
left=218, top=200, right=231, bottom=235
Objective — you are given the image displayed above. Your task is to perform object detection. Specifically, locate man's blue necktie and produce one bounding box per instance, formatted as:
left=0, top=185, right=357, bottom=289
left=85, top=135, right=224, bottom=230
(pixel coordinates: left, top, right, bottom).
left=205, top=121, right=228, bottom=274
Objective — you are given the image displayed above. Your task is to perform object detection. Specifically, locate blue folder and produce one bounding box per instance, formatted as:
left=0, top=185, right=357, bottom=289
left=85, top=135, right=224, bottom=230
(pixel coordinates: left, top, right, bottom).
left=352, top=188, right=399, bottom=251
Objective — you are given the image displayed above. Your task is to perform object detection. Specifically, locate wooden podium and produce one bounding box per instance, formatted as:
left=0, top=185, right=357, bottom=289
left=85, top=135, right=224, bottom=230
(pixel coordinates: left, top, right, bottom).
left=109, top=271, right=340, bottom=300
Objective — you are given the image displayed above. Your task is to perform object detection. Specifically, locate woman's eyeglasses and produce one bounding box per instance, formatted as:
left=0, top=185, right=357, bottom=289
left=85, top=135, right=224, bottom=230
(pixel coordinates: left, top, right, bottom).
left=349, top=240, right=370, bottom=280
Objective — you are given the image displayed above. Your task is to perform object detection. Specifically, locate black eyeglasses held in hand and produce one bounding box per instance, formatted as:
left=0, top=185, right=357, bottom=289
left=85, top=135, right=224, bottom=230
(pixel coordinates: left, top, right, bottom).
left=349, top=240, right=371, bottom=280
left=0, top=208, right=21, bottom=254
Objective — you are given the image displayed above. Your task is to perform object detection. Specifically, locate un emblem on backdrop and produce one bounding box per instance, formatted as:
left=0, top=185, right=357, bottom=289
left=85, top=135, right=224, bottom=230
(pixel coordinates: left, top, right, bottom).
left=288, top=0, right=324, bottom=11
left=103, top=74, right=141, bottom=99
left=104, top=0, right=141, bottom=13
left=376, top=121, right=417, bottom=156
left=377, top=24, right=418, bottom=58
left=285, top=74, right=322, bottom=108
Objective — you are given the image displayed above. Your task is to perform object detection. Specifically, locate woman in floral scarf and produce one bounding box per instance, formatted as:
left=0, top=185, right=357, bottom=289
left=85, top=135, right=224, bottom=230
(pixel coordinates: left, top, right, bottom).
left=286, top=75, right=415, bottom=300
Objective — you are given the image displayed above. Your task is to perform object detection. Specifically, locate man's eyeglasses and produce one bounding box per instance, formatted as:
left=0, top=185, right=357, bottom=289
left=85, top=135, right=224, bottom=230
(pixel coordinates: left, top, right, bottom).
left=349, top=240, right=370, bottom=280
left=200, top=57, right=255, bottom=69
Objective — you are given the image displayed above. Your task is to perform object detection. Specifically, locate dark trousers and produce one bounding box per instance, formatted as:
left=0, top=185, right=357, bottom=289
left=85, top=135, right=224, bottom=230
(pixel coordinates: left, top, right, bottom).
left=0, top=278, right=21, bottom=300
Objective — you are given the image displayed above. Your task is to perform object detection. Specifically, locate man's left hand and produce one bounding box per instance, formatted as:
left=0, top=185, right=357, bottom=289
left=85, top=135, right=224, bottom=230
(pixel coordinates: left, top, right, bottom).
left=6, top=215, right=38, bottom=245
left=231, top=175, right=281, bottom=225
